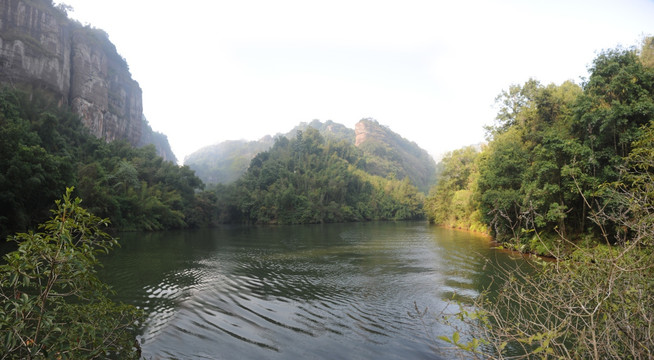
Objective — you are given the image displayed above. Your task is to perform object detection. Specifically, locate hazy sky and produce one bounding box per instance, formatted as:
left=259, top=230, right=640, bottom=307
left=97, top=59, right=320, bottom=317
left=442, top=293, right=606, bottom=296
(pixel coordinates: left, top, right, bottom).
left=55, top=0, right=653, bottom=163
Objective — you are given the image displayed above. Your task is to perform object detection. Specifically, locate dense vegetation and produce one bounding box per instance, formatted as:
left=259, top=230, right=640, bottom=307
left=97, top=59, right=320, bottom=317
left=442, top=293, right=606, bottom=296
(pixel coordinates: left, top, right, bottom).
left=210, top=128, right=424, bottom=224
left=0, top=189, right=142, bottom=359
left=0, top=89, right=210, bottom=239
left=426, top=41, right=654, bottom=253
left=355, top=118, right=437, bottom=193
left=185, top=120, right=354, bottom=186
left=0, top=87, right=432, bottom=238
left=186, top=119, right=437, bottom=194
left=435, top=40, right=654, bottom=359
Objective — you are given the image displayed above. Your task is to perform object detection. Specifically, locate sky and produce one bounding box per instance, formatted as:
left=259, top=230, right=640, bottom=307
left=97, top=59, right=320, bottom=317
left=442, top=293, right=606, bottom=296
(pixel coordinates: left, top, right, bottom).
left=55, top=0, right=654, bottom=163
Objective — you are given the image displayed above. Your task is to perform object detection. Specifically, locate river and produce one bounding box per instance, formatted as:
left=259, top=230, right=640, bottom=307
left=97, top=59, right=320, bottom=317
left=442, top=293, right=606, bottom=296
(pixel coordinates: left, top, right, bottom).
left=99, top=221, right=527, bottom=359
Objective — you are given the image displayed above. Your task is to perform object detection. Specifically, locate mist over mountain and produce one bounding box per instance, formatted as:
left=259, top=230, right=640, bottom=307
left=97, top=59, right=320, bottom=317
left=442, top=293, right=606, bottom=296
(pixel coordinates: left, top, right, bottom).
left=186, top=118, right=436, bottom=192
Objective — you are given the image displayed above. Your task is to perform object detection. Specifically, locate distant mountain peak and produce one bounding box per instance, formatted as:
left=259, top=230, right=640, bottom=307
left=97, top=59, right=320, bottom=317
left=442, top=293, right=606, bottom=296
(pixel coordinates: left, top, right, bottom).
left=186, top=118, right=436, bottom=192
left=354, top=118, right=436, bottom=192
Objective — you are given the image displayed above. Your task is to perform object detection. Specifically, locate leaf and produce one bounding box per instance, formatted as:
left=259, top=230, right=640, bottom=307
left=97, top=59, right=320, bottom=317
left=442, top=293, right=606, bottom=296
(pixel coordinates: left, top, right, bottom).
left=437, top=336, right=452, bottom=344
left=452, top=331, right=460, bottom=344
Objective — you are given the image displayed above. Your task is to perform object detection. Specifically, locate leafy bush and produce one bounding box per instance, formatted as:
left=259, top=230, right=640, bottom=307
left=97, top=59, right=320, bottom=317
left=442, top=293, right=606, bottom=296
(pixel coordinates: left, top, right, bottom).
left=0, top=188, right=143, bottom=359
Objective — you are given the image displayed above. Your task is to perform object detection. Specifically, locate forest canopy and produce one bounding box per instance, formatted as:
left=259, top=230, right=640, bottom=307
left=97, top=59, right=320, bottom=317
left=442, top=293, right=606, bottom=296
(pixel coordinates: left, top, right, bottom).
left=209, top=127, right=424, bottom=224
left=425, top=40, right=654, bottom=254
left=0, top=90, right=210, bottom=238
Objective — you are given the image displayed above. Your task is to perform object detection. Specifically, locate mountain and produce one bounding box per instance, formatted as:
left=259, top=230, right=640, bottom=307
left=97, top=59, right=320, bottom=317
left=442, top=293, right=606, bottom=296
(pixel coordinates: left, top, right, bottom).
left=0, top=0, right=175, bottom=162
left=185, top=120, right=354, bottom=185
left=185, top=136, right=276, bottom=185
left=355, top=118, right=437, bottom=193
left=287, top=119, right=355, bottom=143
left=213, top=127, right=424, bottom=224
left=186, top=118, right=436, bottom=193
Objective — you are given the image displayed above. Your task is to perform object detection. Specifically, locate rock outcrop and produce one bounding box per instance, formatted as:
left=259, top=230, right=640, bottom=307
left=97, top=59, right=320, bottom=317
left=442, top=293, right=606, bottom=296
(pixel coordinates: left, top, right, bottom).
left=0, top=0, right=172, bottom=159
left=355, top=118, right=388, bottom=147
left=354, top=118, right=437, bottom=193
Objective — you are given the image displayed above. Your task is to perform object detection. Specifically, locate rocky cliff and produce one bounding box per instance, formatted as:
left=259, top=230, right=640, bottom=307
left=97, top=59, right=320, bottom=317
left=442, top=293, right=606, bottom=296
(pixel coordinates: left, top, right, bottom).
left=0, top=0, right=175, bottom=161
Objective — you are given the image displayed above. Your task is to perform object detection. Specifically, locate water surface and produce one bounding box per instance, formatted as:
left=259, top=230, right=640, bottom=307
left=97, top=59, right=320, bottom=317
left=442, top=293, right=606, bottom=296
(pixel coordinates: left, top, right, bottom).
left=100, top=222, right=524, bottom=359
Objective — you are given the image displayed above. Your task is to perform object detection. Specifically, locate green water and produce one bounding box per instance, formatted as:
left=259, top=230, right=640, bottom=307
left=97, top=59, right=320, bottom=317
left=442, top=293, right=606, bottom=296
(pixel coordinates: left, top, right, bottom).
left=99, top=222, right=526, bottom=359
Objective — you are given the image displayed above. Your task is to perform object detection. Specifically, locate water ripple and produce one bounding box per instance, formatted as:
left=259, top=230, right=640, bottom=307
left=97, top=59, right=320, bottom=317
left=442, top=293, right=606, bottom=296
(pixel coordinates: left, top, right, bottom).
left=98, top=223, right=513, bottom=359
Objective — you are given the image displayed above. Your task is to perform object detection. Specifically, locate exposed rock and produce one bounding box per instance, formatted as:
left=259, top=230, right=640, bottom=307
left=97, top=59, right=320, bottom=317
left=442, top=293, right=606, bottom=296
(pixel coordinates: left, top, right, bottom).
left=185, top=118, right=437, bottom=191
left=69, top=27, right=142, bottom=145
left=0, top=0, right=71, bottom=102
left=355, top=118, right=437, bottom=193
left=355, top=118, right=387, bottom=147
left=0, top=0, right=171, bottom=160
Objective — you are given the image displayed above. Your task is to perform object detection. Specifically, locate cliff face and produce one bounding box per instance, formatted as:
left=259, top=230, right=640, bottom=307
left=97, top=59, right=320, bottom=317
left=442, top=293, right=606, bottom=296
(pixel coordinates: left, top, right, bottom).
left=69, top=28, right=142, bottom=145
left=0, top=0, right=170, bottom=159
left=0, top=0, right=71, bottom=100
left=355, top=119, right=387, bottom=147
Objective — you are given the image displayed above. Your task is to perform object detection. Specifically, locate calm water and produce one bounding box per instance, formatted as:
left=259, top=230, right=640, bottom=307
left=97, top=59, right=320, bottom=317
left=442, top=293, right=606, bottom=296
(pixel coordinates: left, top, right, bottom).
left=99, top=222, right=526, bottom=359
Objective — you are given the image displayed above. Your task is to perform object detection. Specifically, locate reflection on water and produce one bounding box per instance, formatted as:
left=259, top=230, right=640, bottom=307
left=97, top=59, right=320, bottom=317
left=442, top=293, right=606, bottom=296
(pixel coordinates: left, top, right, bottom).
left=99, top=222, right=525, bottom=359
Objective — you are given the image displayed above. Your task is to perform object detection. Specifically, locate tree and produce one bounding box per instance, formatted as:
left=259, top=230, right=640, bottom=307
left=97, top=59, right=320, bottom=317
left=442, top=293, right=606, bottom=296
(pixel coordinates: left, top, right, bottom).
left=425, top=146, right=484, bottom=231
left=0, top=188, right=143, bottom=359
left=439, top=122, right=654, bottom=360
left=573, top=47, right=654, bottom=175
left=215, top=129, right=425, bottom=224
left=476, top=128, right=530, bottom=241
left=641, top=36, right=654, bottom=68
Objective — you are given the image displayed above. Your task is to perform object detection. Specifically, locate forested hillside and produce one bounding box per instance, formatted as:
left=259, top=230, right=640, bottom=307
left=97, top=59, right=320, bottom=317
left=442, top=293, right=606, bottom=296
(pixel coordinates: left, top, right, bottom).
left=426, top=40, right=654, bottom=253
left=0, top=90, right=211, bottom=238
left=186, top=118, right=437, bottom=196
left=184, top=137, right=276, bottom=185
left=355, top=118, right=437, bottom=193
left=185, top=120, right=353, bottom=186
left=210, top=128, right=424, bottom=224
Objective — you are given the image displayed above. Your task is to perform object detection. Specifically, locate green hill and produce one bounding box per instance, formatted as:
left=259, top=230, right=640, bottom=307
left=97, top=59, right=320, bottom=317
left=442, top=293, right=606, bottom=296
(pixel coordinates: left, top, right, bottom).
left=212, top=128, right=424, bottom=224
left=354, top=118, right=437, bottom=193
left=186, top=119, right=436, bottom=193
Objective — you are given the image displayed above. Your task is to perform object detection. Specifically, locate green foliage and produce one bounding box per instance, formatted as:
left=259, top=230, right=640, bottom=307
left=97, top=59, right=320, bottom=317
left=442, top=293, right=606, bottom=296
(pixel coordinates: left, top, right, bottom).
left=0, top=188, right=143, bottom=359
left=477, top=80, right=585, bottom=243
left=185, top=138, right=275, bottom=185
left=0, top=89, right=207, bottom=236
left=427, top=42, right=654, bottom=249
left=574, top=47, right=654, bottom=173
left=438, top=43, right=654, bottom=359
left=641, top=36, right=654, bottom=69
left=212, top=128, right=424, bottom=224
left=424, top=146, right=486, bottom=233
left=356, top=118, right=437, bottom=193
left=186, top=120, right=355, bottom=186
left=0, top=91, right=78, bottom=236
